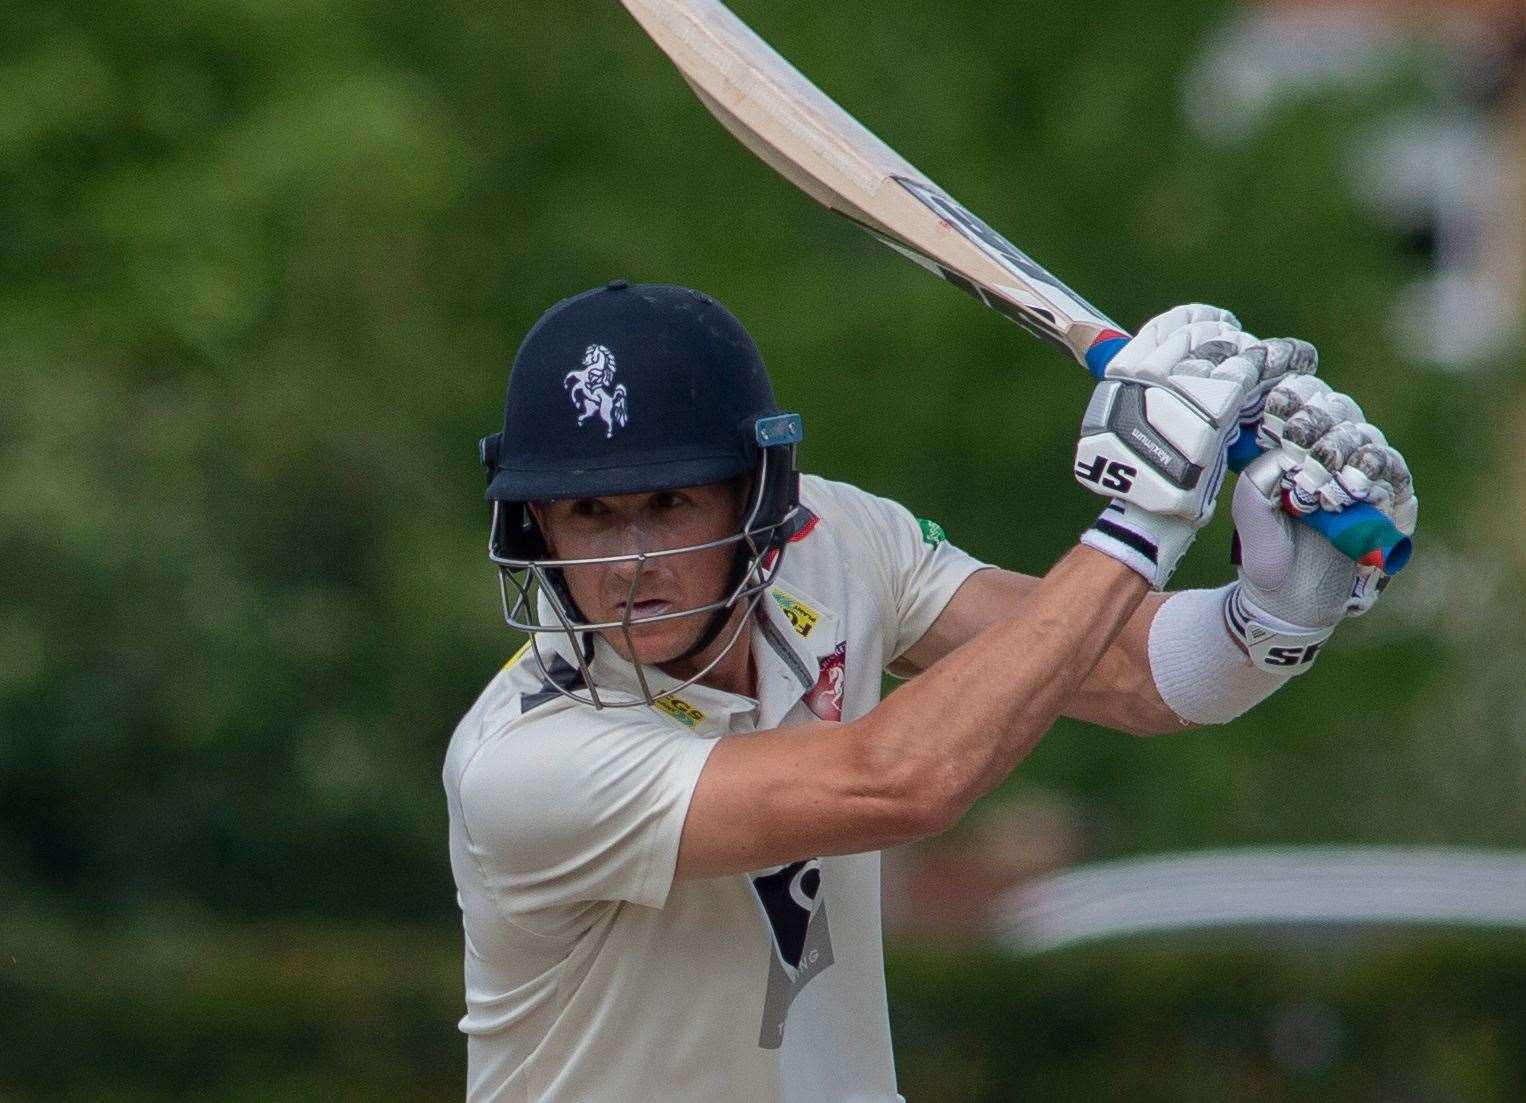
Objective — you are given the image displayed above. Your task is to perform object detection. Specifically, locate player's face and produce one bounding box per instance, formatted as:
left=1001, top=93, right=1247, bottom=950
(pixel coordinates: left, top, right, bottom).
left=533, top=481, right=747, bottom=667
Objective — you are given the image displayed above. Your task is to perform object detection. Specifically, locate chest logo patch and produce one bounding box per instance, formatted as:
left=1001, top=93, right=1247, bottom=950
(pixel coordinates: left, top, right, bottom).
left=805, top=642, right=847, bottom=723
left=651, top=695, right=704, bottom=728
left=770, top=589, right=819, bottom=638
left=564, top=344, right=629, bottom=439
left=749, top=859, right=835, bottom=1049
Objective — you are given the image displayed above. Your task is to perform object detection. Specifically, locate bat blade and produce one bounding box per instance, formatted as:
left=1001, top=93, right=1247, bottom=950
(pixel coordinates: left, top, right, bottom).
left=619, top=0, right=1124, bottom=369
left=618, top=0, right=1411, bottom=571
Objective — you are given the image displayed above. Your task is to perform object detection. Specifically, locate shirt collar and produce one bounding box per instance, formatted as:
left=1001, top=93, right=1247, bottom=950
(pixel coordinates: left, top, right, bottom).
left=529, top=591, right=756, bottom=733
left=528, top=580, right=842, bottom=734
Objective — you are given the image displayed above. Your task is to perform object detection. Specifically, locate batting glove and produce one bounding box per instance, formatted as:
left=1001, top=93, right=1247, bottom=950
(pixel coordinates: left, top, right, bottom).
left=1227, top=377, right=1418, bottom=672
left=1075, top=304, right=1317, bottom=588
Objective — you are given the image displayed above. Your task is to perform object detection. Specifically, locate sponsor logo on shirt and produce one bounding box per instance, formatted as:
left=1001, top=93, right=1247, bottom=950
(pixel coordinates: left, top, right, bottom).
left=918, top=517, right=947, bottom=546
left=651, top=695, right=705, bottom=728
left=805, top=642, right=847, bottom=723
left=750, top=858, right=835, bottom=1049
left=770, top=588, right=819, bottom=638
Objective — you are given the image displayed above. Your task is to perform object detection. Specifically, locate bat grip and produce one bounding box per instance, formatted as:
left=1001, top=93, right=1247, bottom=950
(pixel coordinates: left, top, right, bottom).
left=1084, top=333, right=1411, bottom=573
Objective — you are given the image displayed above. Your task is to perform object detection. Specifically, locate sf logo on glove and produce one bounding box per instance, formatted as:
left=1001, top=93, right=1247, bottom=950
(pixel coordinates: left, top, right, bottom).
left=1075, top=453, right=1138, bottom=494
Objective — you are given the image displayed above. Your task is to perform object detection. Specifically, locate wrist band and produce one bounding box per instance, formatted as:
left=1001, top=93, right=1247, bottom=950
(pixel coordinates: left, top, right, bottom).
left=1147, top=585, right=1295, bottom=725
left=1081, top=501, right=1196, bottom=590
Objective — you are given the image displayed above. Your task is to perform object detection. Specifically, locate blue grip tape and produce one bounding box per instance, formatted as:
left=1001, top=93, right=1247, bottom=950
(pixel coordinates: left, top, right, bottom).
left=1226, top=431, right=1264, bottom=472
left=1297, top=504, right=1412, bottom=573
left=1084, top=331, right=1130, bottom=379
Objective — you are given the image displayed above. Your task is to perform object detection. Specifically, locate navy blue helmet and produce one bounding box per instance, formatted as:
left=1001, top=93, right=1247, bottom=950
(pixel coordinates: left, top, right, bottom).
left=479, top=281, right=804, bottom=706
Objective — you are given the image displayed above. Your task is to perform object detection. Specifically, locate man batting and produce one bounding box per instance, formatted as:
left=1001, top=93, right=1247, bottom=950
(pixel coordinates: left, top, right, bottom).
left=444, top=281, right=1417, bottom=1101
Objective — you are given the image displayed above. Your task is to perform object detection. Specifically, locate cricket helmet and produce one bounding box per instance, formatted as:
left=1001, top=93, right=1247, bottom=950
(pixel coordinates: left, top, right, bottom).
left=479, top=281, right=803, bottom=707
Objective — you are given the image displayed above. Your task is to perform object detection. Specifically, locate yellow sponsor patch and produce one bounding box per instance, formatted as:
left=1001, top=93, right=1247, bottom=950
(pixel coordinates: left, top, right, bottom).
left=652, top=696, right=705, bottom=729
left=770, top=589, right=819, bottom=638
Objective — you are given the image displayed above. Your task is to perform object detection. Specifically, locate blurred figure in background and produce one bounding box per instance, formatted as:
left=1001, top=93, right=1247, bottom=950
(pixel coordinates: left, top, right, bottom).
left=1187, top=0, right=1526, bottom=369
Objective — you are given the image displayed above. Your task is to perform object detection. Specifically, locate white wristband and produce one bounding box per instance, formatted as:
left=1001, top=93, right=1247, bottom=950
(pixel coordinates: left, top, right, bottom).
left=1147, top=584, right=1293, bottom=725
left=1081, top=501, right=1197, bottom=590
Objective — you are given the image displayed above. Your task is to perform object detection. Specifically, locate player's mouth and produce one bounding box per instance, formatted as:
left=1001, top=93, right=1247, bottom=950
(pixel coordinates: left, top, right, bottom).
left=618, top=599, right=673, bottom=620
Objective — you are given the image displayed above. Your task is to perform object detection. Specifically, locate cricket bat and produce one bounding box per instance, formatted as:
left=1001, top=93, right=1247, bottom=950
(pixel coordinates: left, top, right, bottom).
left=617, top=0, right=1410, bottom=571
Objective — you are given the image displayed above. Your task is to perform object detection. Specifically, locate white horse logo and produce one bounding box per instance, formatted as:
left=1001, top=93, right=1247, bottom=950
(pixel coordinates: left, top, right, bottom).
left=564, top=344, right=629, bottom=438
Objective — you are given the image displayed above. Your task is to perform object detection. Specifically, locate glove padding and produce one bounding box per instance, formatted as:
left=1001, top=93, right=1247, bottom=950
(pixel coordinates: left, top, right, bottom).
left=1228, top=378, right=1418, bottom=671
left=1076, top=304, right=1317, bottom=588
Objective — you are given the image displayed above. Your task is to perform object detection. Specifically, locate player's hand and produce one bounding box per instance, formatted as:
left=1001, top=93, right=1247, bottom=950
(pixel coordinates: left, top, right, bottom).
left=1226, top=378, right=1418, bottom=671
left=1075, top=304, right=1316, bottom=588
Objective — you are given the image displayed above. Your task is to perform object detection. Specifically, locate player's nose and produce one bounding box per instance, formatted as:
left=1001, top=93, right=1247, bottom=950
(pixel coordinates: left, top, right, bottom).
left=604, top=548, right=679, bottom=601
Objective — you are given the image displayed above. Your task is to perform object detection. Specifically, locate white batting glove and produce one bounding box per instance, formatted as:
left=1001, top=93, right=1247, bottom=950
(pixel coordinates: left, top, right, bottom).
left=1227, top=379, right=1418, bottom=672
left=1076, top=304, right=1317, bottom=588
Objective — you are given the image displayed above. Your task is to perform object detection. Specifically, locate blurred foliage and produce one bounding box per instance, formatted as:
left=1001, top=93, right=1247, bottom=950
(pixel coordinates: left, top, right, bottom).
left=888, top=932, right=1526, bottom=1102
left=1, top=906, right=1523, bottom=1101
left=0, top=904, right=462, bottom=1101
left=2, top=0, right=1524, bottom=1094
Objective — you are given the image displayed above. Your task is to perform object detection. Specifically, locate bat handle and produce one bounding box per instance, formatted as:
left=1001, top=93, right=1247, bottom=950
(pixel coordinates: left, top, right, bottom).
left=1083, top=332, right=1412, bottom=574
left=1084, top=330, right=1130, bottom=379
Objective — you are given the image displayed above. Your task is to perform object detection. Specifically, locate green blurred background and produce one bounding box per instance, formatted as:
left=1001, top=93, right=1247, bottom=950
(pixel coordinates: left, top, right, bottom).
left=3, top=0, right=1524, bottom=1098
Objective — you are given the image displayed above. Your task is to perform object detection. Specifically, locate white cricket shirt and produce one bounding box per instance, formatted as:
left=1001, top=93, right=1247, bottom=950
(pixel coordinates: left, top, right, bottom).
left=443, top=475, right=989, bottom=1102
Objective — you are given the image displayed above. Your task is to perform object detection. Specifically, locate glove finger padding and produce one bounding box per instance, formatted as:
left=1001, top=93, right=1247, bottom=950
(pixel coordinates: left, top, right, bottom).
left=1260, top=374, right=1331, bottom=447
left=1128, top=304, right=1242, bottom=352
left=1341, top=444, right=1416, bottom=527
left=1127, top=320, right=1254, bottom=380
left=1284, top=419, right=1416, bottom=526
left=1256, top=337, right=1319, bottom=380
left=1210, top=338, right=1320, bottom=473
left=1276, top=423, right=1418, bottom=619
left=1280, top=389, right=1366, bottom=459
left=1237, top=334, right=1316, bottom=396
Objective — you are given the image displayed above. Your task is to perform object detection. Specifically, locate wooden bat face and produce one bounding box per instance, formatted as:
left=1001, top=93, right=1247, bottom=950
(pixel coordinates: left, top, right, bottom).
left=618, top=0, right=1124, bottom=371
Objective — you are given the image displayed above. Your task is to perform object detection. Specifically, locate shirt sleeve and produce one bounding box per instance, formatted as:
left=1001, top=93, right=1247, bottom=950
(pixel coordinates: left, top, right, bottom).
left=457, top=710, right=716, bottom=934
left=806, top=477, right=992, bottom=663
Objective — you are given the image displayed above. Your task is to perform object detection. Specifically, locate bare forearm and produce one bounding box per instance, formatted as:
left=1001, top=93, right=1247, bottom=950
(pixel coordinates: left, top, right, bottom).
left=862, top=546, right=1147, bottom=823
left=1064, top=589, right=1193, bottom=735
left=899, top=567, right=1190, bottom=735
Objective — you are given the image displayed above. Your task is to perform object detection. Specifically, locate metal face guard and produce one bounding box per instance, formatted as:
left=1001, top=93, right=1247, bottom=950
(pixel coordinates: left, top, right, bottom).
left=488, top=449, right=796, bottom=709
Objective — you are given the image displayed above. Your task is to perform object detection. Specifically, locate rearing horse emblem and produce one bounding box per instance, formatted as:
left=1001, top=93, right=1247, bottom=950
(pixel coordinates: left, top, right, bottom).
left=564, top=344, right=629, bottom=439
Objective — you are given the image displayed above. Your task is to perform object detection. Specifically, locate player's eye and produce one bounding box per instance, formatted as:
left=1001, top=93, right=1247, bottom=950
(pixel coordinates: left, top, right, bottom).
left=651, top=491, right=686, bottom=510
left=569, top=498, right=610, bottom=518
